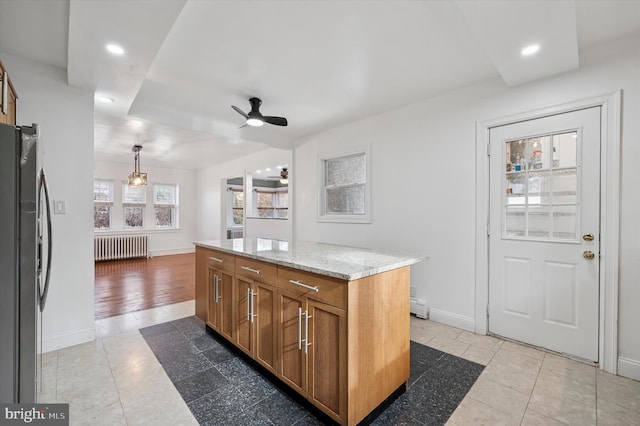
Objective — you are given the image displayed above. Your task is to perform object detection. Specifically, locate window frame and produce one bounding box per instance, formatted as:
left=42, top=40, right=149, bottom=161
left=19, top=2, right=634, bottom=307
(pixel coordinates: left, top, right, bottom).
left=317, top=146, right=371, bottom=223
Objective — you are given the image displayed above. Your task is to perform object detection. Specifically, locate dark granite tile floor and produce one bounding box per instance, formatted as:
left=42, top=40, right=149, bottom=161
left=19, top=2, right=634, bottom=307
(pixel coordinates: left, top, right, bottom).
left=140, top=317, right=484, bottom=426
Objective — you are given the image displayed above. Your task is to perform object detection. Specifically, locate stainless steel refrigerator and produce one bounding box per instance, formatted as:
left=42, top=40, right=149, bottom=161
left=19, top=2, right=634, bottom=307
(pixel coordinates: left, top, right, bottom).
left=0, top=122, right=52, bottom=403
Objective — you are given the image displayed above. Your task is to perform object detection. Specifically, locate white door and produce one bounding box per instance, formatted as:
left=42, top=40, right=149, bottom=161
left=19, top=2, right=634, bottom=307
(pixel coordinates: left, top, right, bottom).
left=488, top=107, right=600, bottom=362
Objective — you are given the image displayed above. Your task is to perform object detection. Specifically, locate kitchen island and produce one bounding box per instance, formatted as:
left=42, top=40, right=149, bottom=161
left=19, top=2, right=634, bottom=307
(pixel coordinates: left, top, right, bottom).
left=194, top=238, right=425, bottom=425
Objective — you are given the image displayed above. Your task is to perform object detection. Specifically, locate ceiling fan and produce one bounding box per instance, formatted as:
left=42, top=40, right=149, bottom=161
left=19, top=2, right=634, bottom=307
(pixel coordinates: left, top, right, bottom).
left=231, top=97, right=288, bottom=127
left=266, top=167, right=288, bottom=184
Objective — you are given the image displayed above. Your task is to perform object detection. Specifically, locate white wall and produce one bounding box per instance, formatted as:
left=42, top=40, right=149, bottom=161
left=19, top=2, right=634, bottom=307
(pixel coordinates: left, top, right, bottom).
left=94, top=161, right=197, bottom=256
left=292, top=50, right=640, bottom=379
left=196, top=148, right=291, bottom=241
left=2, top=53, right=96, bottom=352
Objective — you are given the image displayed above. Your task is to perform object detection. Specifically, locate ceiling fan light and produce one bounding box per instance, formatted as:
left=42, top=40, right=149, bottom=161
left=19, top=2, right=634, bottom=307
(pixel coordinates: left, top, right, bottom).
left=280, top=178, right=288, bottom=185
left=246, top=117, right=264, bottom=127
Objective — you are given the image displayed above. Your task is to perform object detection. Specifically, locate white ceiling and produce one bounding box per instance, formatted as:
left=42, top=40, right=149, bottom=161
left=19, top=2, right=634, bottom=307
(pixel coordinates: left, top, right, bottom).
left=1, top=0, right=639, bottom=170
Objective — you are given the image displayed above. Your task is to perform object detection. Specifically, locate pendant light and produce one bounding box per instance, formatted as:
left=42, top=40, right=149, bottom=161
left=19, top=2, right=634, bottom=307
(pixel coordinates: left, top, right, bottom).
left=127, top=144, right=147, bottom=187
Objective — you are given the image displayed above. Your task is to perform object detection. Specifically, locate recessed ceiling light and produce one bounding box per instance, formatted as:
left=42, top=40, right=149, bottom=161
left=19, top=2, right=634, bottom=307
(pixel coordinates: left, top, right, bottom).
left=96, top=95, right=115, bottom=103
left=106, top=44, right=125, bottom=55
left=521, top=44, right=540, bottom=56
left=265, top=168, right=271, bottom=172
left=255, top=170, right=262, bottom=174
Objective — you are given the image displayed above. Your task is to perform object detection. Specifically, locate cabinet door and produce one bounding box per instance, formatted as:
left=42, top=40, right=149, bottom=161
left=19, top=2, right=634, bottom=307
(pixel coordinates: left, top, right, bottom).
left=307, top=300, right=347, bottom=422
left=207, top=267, right=220, bottom=329
left=235, top=276, right=252, bottom=356
left=254, top=282, right=277, bottom=373
left=219, top=270, right=234, bottom=340
left=277, top=291, right=306, bottom=395
left=208, top=267, right=234, bottom=338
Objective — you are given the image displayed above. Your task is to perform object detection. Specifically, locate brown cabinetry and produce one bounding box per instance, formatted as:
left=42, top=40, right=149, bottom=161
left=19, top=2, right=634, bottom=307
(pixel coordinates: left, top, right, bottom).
left=208, top=266, right=233, bottom=340
left=235, top=259, right=278, bottom=373
left=194, top=243, right=412, bottom=426
left=278, top=288, right=347, bottom=420
left=0, top=59, right=18, bottom=125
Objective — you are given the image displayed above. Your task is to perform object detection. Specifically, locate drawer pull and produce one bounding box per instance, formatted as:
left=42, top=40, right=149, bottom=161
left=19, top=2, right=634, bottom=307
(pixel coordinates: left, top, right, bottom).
left=241, top=266, right=261, bottom=275
left=209, top=257, right=224, bottom=263
left=289, top=280, right=319, bottom=292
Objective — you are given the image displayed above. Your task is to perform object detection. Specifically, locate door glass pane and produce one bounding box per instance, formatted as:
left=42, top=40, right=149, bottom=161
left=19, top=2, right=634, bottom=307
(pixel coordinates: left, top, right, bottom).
left=552, top=132, right=577, bottom=168
left=503, top=131, right=578, bottom=241
left=505, top=206, right=525, bottom=237
left=528, top=208, right=551, bottom=238
left=552, top=168, right=577, bottom=204
left=553, top=205, right=577, bottom=240
left=527, top=171, right=550, bottom=206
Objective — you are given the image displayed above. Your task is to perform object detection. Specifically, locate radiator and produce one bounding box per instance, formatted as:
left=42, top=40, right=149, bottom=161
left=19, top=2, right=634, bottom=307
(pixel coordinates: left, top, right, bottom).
left=94, top=235, right=148, bottom=261
left=227, top=228, right=243, bottom=239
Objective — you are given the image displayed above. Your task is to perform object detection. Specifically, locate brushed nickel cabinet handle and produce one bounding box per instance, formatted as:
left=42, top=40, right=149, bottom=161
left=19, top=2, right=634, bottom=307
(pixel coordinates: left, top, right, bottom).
left=298, top=307, right=303, bottom=351
left=241, top=266, right=261, bottom=275
left=209, top=256, right=224, bottom=263
left=289, top=280, right=319, bottom=292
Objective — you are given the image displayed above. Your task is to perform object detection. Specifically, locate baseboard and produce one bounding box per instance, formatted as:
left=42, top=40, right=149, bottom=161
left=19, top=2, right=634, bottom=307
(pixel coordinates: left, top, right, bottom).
left=617, top=356, right=640, bottom=381
left=428, top=307, right=475, bottom=332
left=148, top=247, right=195, bottom=257
left=41, top=326, right=96, bottom=353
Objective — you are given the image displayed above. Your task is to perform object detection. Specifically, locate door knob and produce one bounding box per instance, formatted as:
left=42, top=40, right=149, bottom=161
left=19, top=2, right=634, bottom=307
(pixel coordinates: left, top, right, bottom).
left=583, top=251, right=595, bottom=260
left=583, top=233, right=595, bottom=241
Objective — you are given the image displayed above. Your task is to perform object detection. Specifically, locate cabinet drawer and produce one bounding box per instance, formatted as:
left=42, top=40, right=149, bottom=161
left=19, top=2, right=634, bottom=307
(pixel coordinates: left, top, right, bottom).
left=206, top=250, right=235, bottom=272
left=235, top=257, right=278, bottom=283
left=277, top=267, right=347, bottom=309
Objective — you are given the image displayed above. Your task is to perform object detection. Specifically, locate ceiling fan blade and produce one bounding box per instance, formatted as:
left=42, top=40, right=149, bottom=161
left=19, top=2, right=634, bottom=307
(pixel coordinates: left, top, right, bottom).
left=263, top=116, right=288, bottom=126
left=231, top=105, right=249, bottom=118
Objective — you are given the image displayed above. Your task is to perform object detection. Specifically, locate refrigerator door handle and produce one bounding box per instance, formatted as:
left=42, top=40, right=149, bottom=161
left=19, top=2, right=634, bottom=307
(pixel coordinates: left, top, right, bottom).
left=37, top=168, right=52, bottom=312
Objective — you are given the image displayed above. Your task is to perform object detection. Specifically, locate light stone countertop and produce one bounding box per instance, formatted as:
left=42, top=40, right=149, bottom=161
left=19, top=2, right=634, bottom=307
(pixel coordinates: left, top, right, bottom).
left=194, top=238, right=427, bottom=281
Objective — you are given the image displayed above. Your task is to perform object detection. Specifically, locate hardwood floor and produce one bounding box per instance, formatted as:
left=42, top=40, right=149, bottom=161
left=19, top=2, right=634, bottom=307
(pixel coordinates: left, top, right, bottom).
left=94, top=253, right=195, bottom=320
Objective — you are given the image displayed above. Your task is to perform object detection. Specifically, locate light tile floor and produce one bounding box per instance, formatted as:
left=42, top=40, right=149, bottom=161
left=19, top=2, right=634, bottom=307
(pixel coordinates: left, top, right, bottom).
left=40, top=302, right=640, bottom=425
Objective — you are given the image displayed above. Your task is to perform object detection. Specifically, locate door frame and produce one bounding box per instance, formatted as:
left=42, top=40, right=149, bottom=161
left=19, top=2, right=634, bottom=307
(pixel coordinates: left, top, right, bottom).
left=474, top=92, right=621, bottom=373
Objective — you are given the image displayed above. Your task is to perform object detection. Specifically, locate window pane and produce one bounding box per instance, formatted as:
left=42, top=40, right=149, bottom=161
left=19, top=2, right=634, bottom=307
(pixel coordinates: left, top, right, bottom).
left=94, top=206, right=111, bottom=230
left=326, top=153, right=365, bottom=186
left=154, top=184, right=176, bottom=205
left=528, top=208, right=551, bottom=238
left=553, top=205, right=577, bottom=240
left=327, top=185, right=365, bottom=214
left=552, top=132, right=577, bottom=168
left=277, top=192, right=288, bottom=208
left=233, top=192, right=243, bottom=208
left=123, top=185, right=146, bottom=204
left=233, top=208, right=244, bottom=225
left=257, top=192, right=273, bottom=208
left=505, top=206, right=525, bottom=237
left=124, top=206, right=144, bottom=228
left=155, top=207, right=173, bottom=228
left=94, top=180, right=112, bottom=202
left=552, top=168, right=577, bottom=204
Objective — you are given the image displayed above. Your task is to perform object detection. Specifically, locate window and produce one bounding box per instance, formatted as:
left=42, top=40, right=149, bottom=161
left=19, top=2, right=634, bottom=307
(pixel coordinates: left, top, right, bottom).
left=319, top=148, right=370, bottom=223
left=232, top=189, right=244, bottom=225
left=123, top=184, right=146, bottom=228
left=255, top=189, right=288, bottom=218
left=154, top=184, right=177, bottom=228
left=93, top=180, right=113, bottom=230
